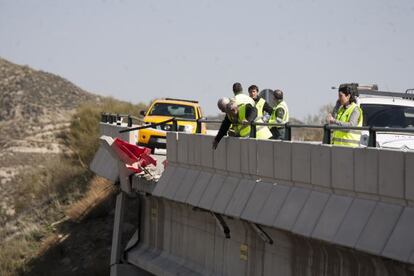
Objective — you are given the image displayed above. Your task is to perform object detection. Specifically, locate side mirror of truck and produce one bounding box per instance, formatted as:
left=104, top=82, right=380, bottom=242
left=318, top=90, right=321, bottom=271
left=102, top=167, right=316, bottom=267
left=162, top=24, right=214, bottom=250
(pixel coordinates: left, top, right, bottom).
left=140, top=110, right=146, bottom=116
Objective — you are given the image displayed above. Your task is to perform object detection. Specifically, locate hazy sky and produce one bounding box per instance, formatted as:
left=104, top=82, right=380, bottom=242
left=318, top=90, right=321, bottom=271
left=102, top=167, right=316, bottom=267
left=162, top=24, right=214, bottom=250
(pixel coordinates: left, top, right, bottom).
left=1, top=0, right=413, bottom=118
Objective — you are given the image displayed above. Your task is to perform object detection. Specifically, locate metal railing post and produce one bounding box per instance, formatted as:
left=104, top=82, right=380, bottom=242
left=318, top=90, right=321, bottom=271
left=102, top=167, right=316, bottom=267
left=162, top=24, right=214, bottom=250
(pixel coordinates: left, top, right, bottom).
left=322, top=124, right=331, bottom=144
left=196, top=119, right=202, bottom=133
left=368, top=127, right=377, bottom=147
left=250, top=122, right=256, bottom=138
left=101, top=113, right=108, bottom=123
left=284, top=123, right=292, bottom=141
left=172, top=118, right=178, bottom=131
left=127, top=115, right=132, bottom=127
left=116, top=114, right=121, bottom=125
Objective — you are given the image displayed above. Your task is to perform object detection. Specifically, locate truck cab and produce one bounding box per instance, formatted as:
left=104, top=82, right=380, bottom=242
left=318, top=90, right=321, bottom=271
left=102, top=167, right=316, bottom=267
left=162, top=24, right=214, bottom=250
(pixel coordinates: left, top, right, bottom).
left=358, top=87, right=414, bottom=150
left=138, top=98, right=206, bottom=151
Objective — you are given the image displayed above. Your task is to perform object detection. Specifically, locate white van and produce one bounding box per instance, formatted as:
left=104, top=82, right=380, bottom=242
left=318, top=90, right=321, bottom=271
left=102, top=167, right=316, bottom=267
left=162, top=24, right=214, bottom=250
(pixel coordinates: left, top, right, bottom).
left=358, top=87, right=414, bottom=150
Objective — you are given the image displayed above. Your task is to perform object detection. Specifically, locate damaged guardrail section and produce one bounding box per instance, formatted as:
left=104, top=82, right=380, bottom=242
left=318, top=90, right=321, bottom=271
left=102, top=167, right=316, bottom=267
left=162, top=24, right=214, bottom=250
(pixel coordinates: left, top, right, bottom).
left=125, top=132, right=414, bottom=275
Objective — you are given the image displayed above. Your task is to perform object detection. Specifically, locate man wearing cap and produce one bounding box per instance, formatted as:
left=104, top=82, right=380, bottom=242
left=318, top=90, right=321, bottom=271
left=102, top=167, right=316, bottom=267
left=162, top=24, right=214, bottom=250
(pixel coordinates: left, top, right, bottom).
left=269, top=89, right=289, bottom=139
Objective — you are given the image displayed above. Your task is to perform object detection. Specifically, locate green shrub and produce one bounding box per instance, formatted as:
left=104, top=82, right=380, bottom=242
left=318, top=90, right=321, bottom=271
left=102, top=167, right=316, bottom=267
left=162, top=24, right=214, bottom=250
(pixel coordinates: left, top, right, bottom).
left=65, top=97, right=147, bottom=166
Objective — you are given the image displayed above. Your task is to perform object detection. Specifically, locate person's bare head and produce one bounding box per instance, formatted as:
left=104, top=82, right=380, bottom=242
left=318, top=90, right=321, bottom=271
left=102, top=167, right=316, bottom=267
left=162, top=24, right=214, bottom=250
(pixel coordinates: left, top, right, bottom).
left=273, top=89, right=283, bottom=103
left=226, top=100, right=239, bottom=117
left=248, top=85, right=259, bottom=100
left=232, top=82, right=243, bottom=95
left=217, top=97, right=230, bottom=113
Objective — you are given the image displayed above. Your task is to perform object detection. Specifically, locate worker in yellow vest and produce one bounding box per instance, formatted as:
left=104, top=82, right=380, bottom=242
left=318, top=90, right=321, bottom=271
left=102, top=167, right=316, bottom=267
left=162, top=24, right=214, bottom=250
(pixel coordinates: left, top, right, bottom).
left=248, top=85, right=273, bottom=139
left=232, top=82, right=255, bottom=106
left=212, top=101, right=256, bottom=149
left=227, top=82, right=255, bottom=136
left=269, top=89, right=289, bottom=139
left=328, top=84, right=363, bottom=147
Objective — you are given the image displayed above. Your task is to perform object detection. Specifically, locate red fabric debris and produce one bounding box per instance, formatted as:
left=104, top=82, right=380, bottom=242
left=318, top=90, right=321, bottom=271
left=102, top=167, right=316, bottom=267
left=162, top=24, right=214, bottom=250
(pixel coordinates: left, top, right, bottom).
left=112, top=138, right=156, bottom=173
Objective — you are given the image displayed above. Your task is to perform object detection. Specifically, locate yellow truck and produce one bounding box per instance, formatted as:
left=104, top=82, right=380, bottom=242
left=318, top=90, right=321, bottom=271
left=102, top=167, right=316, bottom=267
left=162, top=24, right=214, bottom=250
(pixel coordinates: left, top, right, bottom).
left=138, top=98, right=206, bottom=151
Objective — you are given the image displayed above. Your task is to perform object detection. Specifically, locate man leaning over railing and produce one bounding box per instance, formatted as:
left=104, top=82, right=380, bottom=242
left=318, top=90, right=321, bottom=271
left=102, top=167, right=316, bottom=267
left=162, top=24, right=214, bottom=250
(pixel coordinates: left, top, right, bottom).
left=212, top=100, right=258, bottom=150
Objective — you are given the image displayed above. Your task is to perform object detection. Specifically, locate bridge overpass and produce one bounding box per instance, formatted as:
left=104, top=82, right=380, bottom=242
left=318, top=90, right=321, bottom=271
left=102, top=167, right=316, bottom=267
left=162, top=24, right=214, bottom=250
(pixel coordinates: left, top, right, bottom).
left=91, top=123, right=414, bottom=276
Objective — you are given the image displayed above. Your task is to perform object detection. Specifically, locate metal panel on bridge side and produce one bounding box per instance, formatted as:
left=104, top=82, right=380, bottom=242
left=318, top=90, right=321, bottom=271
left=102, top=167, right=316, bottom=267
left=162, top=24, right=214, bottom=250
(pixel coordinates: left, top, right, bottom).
left=379, top=149, right=405, bottom=199
left=177, top=133, right=189, bottom=165
left=257, top=140, right=274, bottom=179
left=152, top=165, right=177, bottom=197
left=201, top=135, right=214, bottom=169
left=226, top=137, right=241, bottom=174
left=406, top=151, right=414, bottom=202
left=310, top=145, right=331, bottom=188
left=292, top=191, right=330, bottom=236
left=224, top=179, right=257, bottom=218
left=188, top=134, right=202, bottom=167
left=273, top=187, right=311, bottom=231
left=355, top=202, right=403, bottom=255
left=291, top=143, right=312, bottom=184
left=354, top=148, right=379, bottom=195
left=274, top=142, right=292, bottom=181
left=166, top=132, right=178, bottom=163
left=256, top=184, right=291, bottom=227
left=240, top=181, right=273, bottom=222
left=198, top=173, right=227, bottom=211
left=173, top=168, right=201, bottom=203
left=162, top=166, right=188, bottom=200
left=186, top=171, right=213, bottom=207
left=311, top=194, right=353, bottom=242
left=211, top=176, right=240, bottom=214
left=333, top=198, right=376, bottom=248
left=332, top=147, right=354, bottom=191
left=240, top=139, right=257, bottom=176
left=214, top=137, right=227, bottom=171
left=382, top=207, right=414, bottom=263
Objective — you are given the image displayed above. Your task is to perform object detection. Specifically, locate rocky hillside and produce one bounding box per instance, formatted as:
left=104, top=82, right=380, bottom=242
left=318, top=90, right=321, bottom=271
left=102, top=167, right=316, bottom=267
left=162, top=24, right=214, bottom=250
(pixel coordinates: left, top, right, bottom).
left=0, top=57, right=101, bottom=218
left=0, top=57, right=148, bottom=275
left=0, top=58, right=100, bottom=145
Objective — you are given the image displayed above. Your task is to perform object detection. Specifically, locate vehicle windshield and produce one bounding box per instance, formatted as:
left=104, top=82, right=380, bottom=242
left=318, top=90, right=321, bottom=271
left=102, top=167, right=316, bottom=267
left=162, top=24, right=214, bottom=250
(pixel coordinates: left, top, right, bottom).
left=361, top=104, right=414, bottom=128
left=149, top=103, right=196, bottom=119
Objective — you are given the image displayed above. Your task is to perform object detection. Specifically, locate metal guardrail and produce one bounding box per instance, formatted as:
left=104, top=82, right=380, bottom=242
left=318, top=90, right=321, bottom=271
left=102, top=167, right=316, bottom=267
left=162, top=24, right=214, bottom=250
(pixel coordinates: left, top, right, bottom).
left=101, top=113, right=414, bottom=148
left=101, top=113, right=143, bottom=127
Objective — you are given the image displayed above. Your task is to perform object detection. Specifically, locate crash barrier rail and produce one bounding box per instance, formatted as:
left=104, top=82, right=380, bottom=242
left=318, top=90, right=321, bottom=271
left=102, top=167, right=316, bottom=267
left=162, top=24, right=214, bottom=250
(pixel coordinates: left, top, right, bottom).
left=91, top=123, right=414, bottom=275
left=101, top=113, right=414, bottom=147
left=101, top=112, right=143, bottom=126
left=137, top=132, right=414, bottom=270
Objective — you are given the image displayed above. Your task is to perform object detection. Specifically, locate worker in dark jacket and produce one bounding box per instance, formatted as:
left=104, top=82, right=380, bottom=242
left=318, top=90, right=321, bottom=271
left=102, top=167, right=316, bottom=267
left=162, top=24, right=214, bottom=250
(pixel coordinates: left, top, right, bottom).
left=248, top=85, right=273, bottom=119
left=212, top=100, right=257, bottom=149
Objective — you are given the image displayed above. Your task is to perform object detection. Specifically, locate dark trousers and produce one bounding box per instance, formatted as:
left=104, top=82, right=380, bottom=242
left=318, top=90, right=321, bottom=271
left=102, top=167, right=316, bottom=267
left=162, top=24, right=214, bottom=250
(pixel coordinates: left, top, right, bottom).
left=270, top=127, right=286, bottom=140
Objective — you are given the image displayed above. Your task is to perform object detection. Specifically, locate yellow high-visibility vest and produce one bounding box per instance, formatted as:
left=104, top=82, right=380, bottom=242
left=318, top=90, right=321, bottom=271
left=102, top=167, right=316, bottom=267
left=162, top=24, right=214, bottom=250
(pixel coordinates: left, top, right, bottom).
left=269, top=101, right=289, bottom=127
left=332, top=102, right=363, bottom=147
left=253, top=98, right=272, bottom=139
left=255, top=97, right=265, bottom=118
left=230, top=104, right=251, bottom=137
left=234, top=93, right=255, bottom=106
